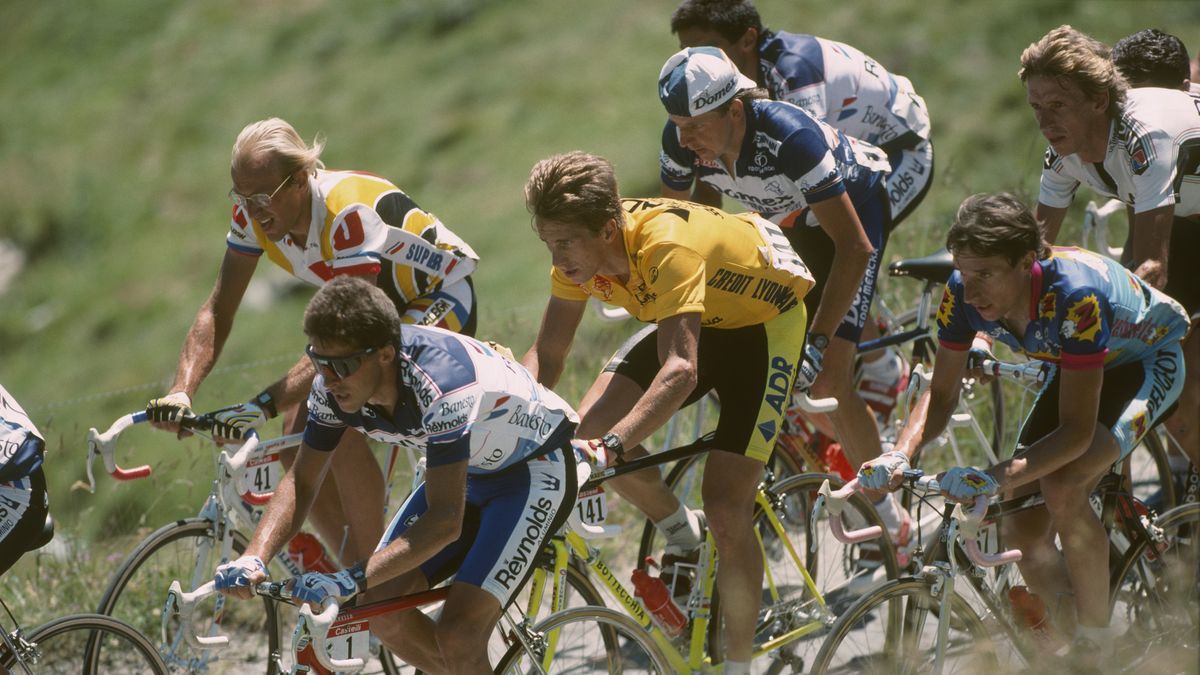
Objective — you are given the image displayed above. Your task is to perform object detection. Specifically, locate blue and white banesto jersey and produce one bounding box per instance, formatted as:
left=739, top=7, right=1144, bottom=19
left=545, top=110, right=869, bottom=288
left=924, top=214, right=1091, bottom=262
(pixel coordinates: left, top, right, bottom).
left=660, top=99, right=890, bottom=226
left=937, top=247, right=1189, bottom=369
left=304, top=326, right=579, bottom=475
left=758, top=31, right=931, bottom=153
left=1039, top=88, right=1200, bottom=217
left=0, top=385, right=44, bottom=482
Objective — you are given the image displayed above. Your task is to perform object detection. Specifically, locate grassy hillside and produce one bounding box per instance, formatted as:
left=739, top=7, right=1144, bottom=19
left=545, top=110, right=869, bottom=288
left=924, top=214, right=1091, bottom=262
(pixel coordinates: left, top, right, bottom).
left=1, top=0, right=1197, bottom=604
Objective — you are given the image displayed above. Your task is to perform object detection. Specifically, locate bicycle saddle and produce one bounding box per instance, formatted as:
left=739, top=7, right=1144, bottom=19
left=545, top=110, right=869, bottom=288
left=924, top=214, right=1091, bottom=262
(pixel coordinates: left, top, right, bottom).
left=888, top=248, right=955, bottom=283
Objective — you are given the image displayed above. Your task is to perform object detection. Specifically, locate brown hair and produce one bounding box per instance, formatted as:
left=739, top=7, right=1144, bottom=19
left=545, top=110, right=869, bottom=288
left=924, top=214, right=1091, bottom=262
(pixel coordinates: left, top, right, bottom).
left=525, top=152, right=623, bottom=234
left=946, top=193, right=1051, bottom=265
left=1019, top=25, right=1127, bottom=119
left=303, top=276, right=401, bottom=350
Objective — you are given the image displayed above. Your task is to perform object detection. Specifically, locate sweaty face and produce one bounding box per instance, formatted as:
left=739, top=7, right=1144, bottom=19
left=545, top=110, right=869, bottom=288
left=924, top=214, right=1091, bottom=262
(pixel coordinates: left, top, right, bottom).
left=670, top=108, right=739, bottom=163
left=308, top=337, right=386, bottom=413
left=535, top=218, right=609, bottom=284
left=953, top=251, right=1032, bottom=323
left=231, top=163, right=306, bottom=242
left=1025, top=74, right=1107, bottom=159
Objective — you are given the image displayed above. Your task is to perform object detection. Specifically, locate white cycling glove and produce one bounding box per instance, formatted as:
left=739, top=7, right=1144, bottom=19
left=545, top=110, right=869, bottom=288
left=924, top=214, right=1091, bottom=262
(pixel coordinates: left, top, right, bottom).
left=794, top=339, right=826, bottom=394
left=147, top=392, right=193, bottom=425
left=858, top=450, right=910, bottom=491
left=292, top=564, right=368, bottom=606
left=941, top=466, right=1000, bottom=503
left=208, top=402, right=269, bottom=441
left=214, top=555, right=268, bottom=591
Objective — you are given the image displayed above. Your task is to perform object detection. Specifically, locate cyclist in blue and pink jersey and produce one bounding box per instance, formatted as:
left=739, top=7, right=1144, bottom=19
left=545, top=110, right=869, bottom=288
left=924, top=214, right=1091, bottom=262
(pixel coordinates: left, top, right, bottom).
left=1026, top=26, right=1200, bottom=485
left=143, top=118, right=479, bottom=574
left=0, top=384, right=49, bottom=577
left=657, top=46, right=913, bottom=564
left=214, top=276, right=579, bottom=674
left=857, top=193, right=1188, bottom=667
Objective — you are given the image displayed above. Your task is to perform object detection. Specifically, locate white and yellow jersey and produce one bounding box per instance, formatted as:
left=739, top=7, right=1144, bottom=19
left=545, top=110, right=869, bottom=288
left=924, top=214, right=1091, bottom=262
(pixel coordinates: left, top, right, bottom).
left=225, top=169, right=479, bottom=307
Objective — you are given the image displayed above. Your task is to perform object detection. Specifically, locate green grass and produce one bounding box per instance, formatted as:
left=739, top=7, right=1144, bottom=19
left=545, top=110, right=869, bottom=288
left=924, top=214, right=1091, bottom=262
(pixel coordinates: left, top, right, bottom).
left=2, top=0, right=1198, bottom=624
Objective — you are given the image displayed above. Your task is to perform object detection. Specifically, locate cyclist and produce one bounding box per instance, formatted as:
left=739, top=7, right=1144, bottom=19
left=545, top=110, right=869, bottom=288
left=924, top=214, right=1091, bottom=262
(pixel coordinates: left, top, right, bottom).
left=144, top=117, right=479, bottom=568
left=669, top=0, right=935, bottom=418
left=522, top=151, right=813, bottom=675
left=213, top=276, right=579, bottom=674
left=1024, top=26, right=1200, bottom=475
left=0, top=384, right=49, bottom=577
left=657, top=46, right=913, bottom=562
left=857, top=193, right=1189, bottom=668
left=1111, top=28, right=1199, bottom=503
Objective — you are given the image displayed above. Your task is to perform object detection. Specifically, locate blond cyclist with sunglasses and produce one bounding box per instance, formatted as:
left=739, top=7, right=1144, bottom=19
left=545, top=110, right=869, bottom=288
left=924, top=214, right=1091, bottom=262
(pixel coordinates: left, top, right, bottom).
left=144, top=117, right=478, bottom=570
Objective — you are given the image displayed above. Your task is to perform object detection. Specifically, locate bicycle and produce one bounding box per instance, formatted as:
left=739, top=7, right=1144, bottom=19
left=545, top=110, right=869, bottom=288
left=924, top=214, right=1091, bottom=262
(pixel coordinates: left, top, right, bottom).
left=810, top=464, right=1199, bottom=673
left=0, top=516, right=170, bottom=673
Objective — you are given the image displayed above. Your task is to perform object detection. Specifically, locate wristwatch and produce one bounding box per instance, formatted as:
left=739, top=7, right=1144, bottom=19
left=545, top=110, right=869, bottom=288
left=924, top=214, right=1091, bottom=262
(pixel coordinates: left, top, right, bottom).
left=808, top=333, right=830, bottom=352
left=600, top=432, right=625, bottom=457
left=253, top=390, right=278, bottom=418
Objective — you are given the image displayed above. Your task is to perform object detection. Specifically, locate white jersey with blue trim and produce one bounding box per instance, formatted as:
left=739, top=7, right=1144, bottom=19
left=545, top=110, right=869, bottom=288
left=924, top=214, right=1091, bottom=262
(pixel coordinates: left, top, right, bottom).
left=660, top=98, right=890, bottom=225
left=1039, top=87, right=1200, bottom=217
left=0, top=384, right=43, bottom=481
left=758, top=32, right=931, bottom=152
left=304, top=326, right=579, bottom=475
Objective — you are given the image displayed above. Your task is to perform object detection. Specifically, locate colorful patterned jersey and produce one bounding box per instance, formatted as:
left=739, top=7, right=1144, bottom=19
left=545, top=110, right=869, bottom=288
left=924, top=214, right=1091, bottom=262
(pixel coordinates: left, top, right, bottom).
left=660, top=99, right=890, bottom=226
left=0, top=385, right=43, bottom=481
left=937, top=247, right=1189, bottom=369
left=550, top=198, right=814, bottom=328
left=304, top=326, right=578, bottom=475
left=757, top=31, right=931, bottom=152
left=226, top=169, right=479, bottom=307
left=1039, top=87, right=1200, bottom=217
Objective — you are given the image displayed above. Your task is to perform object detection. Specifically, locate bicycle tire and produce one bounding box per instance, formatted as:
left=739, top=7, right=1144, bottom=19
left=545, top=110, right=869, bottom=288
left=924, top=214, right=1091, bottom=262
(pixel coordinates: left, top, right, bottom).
left=1127, top=429, right=1176, bottom=512
left=95, top=517, right=285, bottom=674
left=1, top=612, right=169, bottom=674
left=809, top=577, right=998, bottom=674
left=1108, top=501, right=1199, bottom=671
left=494, top=606, right=671, bottom=674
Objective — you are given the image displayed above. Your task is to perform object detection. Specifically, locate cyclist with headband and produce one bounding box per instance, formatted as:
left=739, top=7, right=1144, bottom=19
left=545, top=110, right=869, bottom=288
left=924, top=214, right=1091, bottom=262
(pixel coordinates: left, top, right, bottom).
left=214, top=276, right=579, bottom=674
left=144, top=117, right=479, bottom=569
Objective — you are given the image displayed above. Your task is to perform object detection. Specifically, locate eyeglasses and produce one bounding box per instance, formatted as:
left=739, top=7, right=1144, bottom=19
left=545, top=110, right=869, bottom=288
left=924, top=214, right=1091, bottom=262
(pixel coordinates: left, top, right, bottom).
left=228, top=174, right=292, bottom=211
left=305, top=344, right=377, bottom=379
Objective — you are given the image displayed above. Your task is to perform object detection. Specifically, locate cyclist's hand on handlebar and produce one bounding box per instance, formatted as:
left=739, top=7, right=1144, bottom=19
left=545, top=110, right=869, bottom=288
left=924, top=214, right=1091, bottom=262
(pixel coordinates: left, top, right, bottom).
left=858, top=448, right=910, bottom=492
left=967, top=343, right=996, bottom=384
left=215, top=555, right=269, bottom=600
left=205, top=401, right=270, bottom=443
left=147, top=392, right=194, bottom=436
left=794, top=339, right=825, bottom=393
left=938, top=466, right=999, bottom=504
left=290, top=564, right=366, bottom=608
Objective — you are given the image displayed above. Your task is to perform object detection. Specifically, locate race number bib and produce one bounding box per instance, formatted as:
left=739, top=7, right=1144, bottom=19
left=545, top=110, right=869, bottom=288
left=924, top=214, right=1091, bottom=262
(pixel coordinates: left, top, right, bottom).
left=324, top=619, right=371, bottom=664
left=244, top=452, right=283, bottom=496
left=574, top=486, right=608, bottom=526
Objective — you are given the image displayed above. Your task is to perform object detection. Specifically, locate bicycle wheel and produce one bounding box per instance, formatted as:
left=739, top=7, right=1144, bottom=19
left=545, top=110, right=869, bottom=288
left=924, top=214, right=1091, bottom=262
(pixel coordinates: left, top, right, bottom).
left=1109, top=501, right=1199, bottom=671
left=0, top=613, right=169, bottom=674
left=96, top=518, right=285, bottom=674
left=1127, top=429, right=1176, bottom=512
left=809, top=578, right=998, bottom=675
left=494, top=606, right=671, bottom=674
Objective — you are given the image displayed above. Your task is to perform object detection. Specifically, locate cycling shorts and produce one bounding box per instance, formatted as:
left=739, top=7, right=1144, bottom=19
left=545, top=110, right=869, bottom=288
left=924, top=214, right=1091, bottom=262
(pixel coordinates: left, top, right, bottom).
left=399, top=276, right=478, bottom=337
left=1018, top=344, right=1185, bottom=460
left=884, top=139, right=934, bottom=229
left=379, top=445, right=577, bottom=606
left=0, top=468, right=49, bottom=578
left=602, top=305, right=808, bottom=463
left=786, top=187, right=890, bottom=342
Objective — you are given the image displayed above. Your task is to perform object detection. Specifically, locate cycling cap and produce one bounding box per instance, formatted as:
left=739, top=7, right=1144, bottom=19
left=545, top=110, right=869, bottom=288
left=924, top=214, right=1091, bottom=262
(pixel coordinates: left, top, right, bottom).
left=658, top=46, right=757, bottom=117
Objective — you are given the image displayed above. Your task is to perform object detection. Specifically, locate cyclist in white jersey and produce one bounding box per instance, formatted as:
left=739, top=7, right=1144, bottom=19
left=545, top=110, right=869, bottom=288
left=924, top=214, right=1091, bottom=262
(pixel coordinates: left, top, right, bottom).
left=0, top=384, right=49, bottom=577
left=144, top=118, right=480, bottom=572
left=214, top=276, right=580, bottom=674
left=1025, top=26, right=1200, bottom=472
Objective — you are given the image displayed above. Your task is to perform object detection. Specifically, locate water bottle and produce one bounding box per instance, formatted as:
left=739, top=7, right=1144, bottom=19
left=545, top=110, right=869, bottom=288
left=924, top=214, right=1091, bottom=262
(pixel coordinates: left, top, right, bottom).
left=288, top=531, right=336, bottom=574
left=631, top=566, right=687, bottom=638
left=1008, top=585, right=1048, bottom=632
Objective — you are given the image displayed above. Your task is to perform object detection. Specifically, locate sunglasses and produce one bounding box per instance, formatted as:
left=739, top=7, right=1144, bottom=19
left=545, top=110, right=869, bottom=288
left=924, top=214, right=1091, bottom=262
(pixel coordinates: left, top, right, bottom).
left=305, top=344, right=378, bottom=379
left=228, top=173, right=292, bottom=211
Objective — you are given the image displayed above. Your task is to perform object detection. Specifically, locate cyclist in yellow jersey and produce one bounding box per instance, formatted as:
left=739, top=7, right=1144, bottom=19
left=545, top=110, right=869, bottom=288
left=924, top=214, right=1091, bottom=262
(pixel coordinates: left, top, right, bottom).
left=143, top=118, right=479, bottom=568
left=522, top=152, right=813, bottom=673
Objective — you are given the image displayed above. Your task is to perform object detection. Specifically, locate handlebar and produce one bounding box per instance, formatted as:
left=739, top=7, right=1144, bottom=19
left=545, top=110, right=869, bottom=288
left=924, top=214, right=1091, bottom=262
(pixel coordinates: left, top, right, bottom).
left=87, top=411, right=153, bottom=492
left=295, top=600, right=364, bottom=672
left=813, top=474, right=1021, bottom=568
left=163, top=580, right=228, bottom=649
left=795, top=391, right=838, bottom=414
left=969, top=354, right=1048, bottom=386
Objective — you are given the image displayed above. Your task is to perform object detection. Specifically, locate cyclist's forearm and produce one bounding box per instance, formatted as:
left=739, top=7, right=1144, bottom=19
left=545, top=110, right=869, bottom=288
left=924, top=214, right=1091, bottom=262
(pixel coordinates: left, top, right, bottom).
left=170, top=305, right=233, bottom=397
left=361, top=511, right=461, bottom=588
left=608, top=358, right=696, bottom=449
left=807, top=244, right=871, bottom=338
left=260, top=358, right=318, bottom=411
left=988, top=424, right=1092, bottom=492
left=894, top=388, right=957, bottom=459
left=246, top=467, right=315, bottom=562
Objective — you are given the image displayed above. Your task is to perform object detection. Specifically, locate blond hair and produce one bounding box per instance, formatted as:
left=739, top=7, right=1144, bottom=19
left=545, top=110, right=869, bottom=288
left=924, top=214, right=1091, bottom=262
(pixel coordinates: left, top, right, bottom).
left=231, top=118, right=326, bottom=177
left=1019, top=25, right=1126, bottom=119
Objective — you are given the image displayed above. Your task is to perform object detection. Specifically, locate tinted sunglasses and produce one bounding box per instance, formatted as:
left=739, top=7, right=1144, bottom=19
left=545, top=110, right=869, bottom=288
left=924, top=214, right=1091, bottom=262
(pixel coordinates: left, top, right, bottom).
left=305, top=344, right=378, bottom=379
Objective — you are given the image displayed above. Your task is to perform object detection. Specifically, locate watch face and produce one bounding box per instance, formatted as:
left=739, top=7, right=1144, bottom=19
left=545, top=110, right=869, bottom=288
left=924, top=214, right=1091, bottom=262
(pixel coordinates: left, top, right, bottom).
left=810, top=334, right=829, bottom=350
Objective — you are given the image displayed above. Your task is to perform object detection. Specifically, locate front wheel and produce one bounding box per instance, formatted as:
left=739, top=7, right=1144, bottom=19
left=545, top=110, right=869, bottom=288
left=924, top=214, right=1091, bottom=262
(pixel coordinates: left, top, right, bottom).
left=809, top=578, right=997, bottom=674
left=2, top=613, right=169, bottom=674
left=494, top=606, right=671, bottom=674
